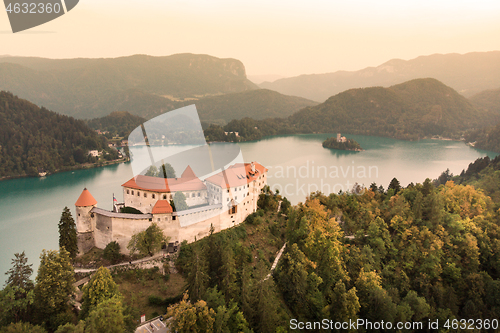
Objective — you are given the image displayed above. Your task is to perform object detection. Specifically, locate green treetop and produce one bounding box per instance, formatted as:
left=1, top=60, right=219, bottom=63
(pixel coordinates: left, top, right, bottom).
left=33, top=248, right=75, bottom=329
left=127, top=222, right=169, bottom=256
left=80, top=267, right=120, bottom=319
left=58, top=207, right=78, bottom=259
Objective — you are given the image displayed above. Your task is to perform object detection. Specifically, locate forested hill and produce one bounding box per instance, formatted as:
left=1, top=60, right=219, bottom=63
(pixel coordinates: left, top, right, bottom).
left=286, top=78, right=490, bottom=140
left=260, top=51, right=500, bottom=102
left=0, top=91, right=107, bottom=178
left=0, top=54, right=258, bottom=119
left=84, top=89, right=317, bottom=131
left=435, top=155, right=500, bottom=203
left=193, top=89, right=317, bottom=124
left=470, top=87, right=500, bottom=115
left=86, top=111, right=146, bottom=138
left=465, top=122, right=500, bottom=153
left=214, top=78, right=492, bottom=142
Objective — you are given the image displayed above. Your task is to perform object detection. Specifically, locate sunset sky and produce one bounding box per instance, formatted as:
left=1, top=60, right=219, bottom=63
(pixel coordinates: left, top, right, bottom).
left=1, top=0, right=499, bottom=77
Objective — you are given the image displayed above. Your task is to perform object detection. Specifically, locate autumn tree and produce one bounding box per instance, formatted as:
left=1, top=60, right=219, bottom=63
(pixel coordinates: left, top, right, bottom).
left=80, top=267, right=120, bottom=319
left=166, top=293, right=215, bottom=333
left=127, top=222, right=168, bottom=256
left=58, top=207, right=78, bottom=259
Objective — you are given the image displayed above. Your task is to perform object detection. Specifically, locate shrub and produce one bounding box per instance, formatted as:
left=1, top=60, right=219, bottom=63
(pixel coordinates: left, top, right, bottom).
left=103, top=241, right=121, bottom=264
left=120, top=206, right=143, bottom=214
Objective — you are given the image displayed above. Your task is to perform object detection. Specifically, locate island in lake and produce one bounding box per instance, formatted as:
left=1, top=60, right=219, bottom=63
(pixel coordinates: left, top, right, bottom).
left=322, top=133, right=362, bottom=151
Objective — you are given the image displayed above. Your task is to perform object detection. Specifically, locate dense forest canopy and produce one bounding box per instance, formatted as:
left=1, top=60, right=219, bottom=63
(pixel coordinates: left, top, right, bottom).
left=205, top=79, right=497, bottom=142
left=86, top=111, right=146, bottom=138
left=465, top=121, right=500, bottom=153
left=0, top=91, right=109, bottom=178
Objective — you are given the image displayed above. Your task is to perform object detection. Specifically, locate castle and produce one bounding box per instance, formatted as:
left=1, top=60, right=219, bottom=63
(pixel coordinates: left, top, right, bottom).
left=75, top=161, right=268, bottom=255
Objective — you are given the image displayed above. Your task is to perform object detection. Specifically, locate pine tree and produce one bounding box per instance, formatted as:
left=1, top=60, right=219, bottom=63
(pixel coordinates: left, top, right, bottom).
left=5, top=251, right=33, bottom=290
left=58, top=207, right=78, bottom=259
left=187, top=247, right=209, bottom=302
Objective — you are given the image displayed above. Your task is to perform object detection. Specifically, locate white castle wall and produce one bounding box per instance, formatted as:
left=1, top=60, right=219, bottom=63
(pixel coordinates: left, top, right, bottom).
left=75, top=205, right=94, bottom=233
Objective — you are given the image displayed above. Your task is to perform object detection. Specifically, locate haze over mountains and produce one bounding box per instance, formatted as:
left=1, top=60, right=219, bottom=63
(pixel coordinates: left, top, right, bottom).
left=1, top=51, right=500, bottom=139
left=260, top=51, right=500, bottom=102
left=0, top=54, right=258, bottom=119
left=0, top=54, right=318, bottom=122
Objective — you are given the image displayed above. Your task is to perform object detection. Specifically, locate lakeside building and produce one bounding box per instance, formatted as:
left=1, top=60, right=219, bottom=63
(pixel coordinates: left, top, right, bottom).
left=75, top=162, right=267, bottom=255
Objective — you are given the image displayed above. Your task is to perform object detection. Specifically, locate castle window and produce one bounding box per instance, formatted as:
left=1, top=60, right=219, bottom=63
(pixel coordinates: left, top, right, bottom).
left=144, top=193, right=147, bottom=198
left=192, top=193, right=195, bottom=198
left=198, top=192, right=200, bottom=197
left=152, top=194, right=155, bottom=199
left=165, top=217, right=168, bottom=221
left=173, top=216, right=176, bottom=220
left=131, top=190, right=134, bottom=195
left=227, top=198, right=229, bottom=202
left=137, top=191, right=140, bottom=196
left=163, top=194, right=167, bottom=200
left=127, top=190, right=130, bottom=194
left=157, top=218, right=160, bottom=222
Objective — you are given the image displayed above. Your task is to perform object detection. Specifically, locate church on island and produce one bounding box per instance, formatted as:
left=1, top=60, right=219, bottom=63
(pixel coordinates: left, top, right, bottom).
left=75, top=161, right=268, bottom=255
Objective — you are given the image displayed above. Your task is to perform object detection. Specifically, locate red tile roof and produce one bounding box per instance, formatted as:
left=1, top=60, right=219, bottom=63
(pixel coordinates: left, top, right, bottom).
left=181, top=165, right=197, bottom=179
left=75, top=188, right=98, bottom=207
left=205, top=162, right=267, bottom=189
left=122, top=166, right=206, bottom=192
left=152, top=200, right=173, bottom=214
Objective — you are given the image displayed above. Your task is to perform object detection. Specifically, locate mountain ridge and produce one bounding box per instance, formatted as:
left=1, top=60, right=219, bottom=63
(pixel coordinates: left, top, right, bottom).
left=260, top=51, right=500, bottom=102
left=0, top=53, right=258, bottom=119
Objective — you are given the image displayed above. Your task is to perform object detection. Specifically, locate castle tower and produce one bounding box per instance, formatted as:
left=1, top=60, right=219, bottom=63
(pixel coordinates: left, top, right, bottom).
left=75, top=188, right=97, bottom=254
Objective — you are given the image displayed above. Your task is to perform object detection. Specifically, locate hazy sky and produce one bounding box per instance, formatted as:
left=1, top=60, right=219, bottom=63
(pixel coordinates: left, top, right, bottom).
left=1, top=0, right=499, bottom=76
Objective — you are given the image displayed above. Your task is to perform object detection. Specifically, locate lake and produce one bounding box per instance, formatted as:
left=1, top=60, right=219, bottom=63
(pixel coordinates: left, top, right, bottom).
left=0, top=133, right=496, bottom=282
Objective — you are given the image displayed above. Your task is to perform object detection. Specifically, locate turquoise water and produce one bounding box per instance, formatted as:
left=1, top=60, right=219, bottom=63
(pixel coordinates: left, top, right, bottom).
left=0, top=134, right=496, bottom=282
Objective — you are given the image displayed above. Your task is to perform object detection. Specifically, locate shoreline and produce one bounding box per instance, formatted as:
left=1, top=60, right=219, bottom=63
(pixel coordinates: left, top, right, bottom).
left=0, top=157, right=129, bottom=182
